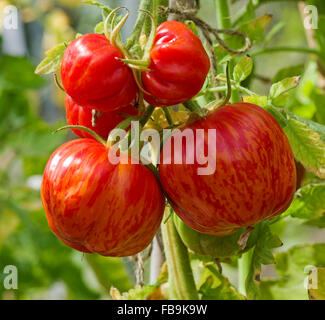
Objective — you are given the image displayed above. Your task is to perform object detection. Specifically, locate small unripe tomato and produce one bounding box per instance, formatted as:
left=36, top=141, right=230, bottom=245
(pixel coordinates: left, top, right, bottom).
left=142, top=21, right=210, bottom=107
left=65, top=95, right=138, bottom=140
left=61, top=34, right=138, bottom=112
left=159, top=103, right=296, bottom=236
left=41, top=139, right=165, bottom=256
left=174, top=215, right=256, bottom=259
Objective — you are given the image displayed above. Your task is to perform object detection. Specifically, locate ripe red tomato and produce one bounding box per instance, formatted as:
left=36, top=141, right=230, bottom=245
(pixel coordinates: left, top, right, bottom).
left=65, top=95, right=138, bottom=140
left=61, top=34, right=138, bottom=112
left=142, top=21, right=210, bottom=107
left=159, top=103, right=296, bottom=236
left=41, top=139, right=165, bottom=256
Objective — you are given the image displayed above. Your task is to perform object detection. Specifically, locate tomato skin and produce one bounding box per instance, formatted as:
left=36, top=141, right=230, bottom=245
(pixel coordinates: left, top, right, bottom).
left=159, top=103, right=297, bottom=236
left=61, top=34, right=138, bottom=112
left=142, top=21, right=210, bottom=107
left=65, top=95, right=138, bottom=140
left=41, top=139, right=165, bottom=257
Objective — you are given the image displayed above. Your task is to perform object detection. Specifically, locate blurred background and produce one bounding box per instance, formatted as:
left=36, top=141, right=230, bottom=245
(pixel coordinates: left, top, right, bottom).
left=0, top=0, right=324, bottom=299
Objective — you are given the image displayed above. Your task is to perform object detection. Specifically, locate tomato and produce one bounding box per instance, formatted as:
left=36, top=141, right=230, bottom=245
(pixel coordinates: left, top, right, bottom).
left=174, top=215, right=257, bottom=259
left=159, top=103, right=296, bottom=236
left=61, top=34, right=138, bottom=112
left=41, top=139, right=165, bottom=256
left=65, top=95, right=138, bottom=140
left=142, top=21, right=210, bottom=107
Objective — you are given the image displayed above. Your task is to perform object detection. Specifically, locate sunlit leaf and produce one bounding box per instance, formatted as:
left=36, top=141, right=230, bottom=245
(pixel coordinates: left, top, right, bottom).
left=35, top=42, right=69, bottom=75
left=285, top=183, right=325, bottom=221
left=233, top=55, right=253, bottom=83
left=245, top=221, right=282, bottom=300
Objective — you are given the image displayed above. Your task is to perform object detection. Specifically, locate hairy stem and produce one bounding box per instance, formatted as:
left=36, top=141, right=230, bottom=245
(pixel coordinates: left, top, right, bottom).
left=238, top=248, right=254, bottom=296
left=251, top=46, right=320, bottom=58
left=215, top=0, right=231, bottom=30
left=125, top=0, right=153, bottom=52
left=161, top=209, right=199, bottom=300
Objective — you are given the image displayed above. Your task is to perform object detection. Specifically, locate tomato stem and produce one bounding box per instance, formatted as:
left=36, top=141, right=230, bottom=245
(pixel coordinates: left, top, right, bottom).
left=140, top=105, right=155, bottom=127
left=125, top=0, right=153, bottom=53
left=161, top=207, right=199, bottom=300
left=209, top=61, right=232, bottom=110
left=106, top=115, right=141, bottom=147
left=162, top=108, right=173, bottom=126
left=238, top=248, right=254, bottom=297
left=121, top=10, right=156, bottom=71
left=54, top=125, right=106, bottom=145
left=251, top=46, right=321, bottom=58
left=215, top=0, right=231, bottom=30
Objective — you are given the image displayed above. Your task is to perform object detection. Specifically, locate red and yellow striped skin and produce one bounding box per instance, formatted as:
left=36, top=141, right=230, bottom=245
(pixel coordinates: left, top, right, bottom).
left=41, top=139, right=165, bottom=257
left=159, top=103, right=296, bottom=236
left=65, top=95, right=138, bottom=140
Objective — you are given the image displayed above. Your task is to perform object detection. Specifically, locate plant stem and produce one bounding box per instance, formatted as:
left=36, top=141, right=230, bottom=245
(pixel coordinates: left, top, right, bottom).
left=215, top=76, right=257, bottom=96
left=152, top=0, right=158, bottom=20
left=251, top=46, right=320, bottom=58
left=54, top=125, right=106, bottom=145
left=161, top=209, right=199, bottom=300
left=183, top=100, right=202, bottom=114
left=149, top=235, right=165, bottom=284
left=215, top=0, right=231, bottom=30
left=163, top=108, right=173, bottom=126
left=157, top=0, right=169, bottom=24
left=140, top=105, right=155, bottom=127
left=125, top=0, right=152, bottom=52
left=238, top=248, right=254, bottom=296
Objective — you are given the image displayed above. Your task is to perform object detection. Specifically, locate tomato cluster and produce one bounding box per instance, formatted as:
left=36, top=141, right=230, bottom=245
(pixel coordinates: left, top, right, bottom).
left=40, top=19, right=297, bottom=257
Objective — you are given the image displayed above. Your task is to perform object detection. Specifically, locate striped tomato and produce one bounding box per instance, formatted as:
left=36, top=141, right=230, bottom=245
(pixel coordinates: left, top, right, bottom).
left=159, top=103, right=296, bottom=236
left=41, top=139, right=165, bottom=257
left=65, top=95, right=138, bottom=140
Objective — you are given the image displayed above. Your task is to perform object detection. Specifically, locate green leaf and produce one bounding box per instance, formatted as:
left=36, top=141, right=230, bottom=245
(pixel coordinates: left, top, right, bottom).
left=305, top=216, right=325, bottom=228
left=280, top=111, right=325, bottom=179
left=199, top=274, right=245, bottom=300
left=272, top=65, right=304, bottom=84
left=260, top=244, right=325, bottom=300
left=313, top=89, right=325, bottom=125
left=285, top=183, right=325, bottom=221
left=233, top=0, right=256, bottom=26
left=239, top=14, right=273, bottom=44
left=85, top=255, right=133, bottom=294
left=213, top=14, right=272, bottom=62
left=233, top=55, right=253, bottom=83
left=245, top=221, right=283, bottom=300
left=242, top=95, right=268, bottom=107
left=35, top=42, right=69, bottom=75
left=113, top=285, right=159, bottom=300
left=185, top=20, right=199, bottom=37
left=94, top=21, right=104, bottom=34
left=84, top=0, right=112, bottom=17
left=195, top=263, right=245, bottom=300
left=269, top=76, right=300, bottom=101
left=309, top=268, right=325, bottom=300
